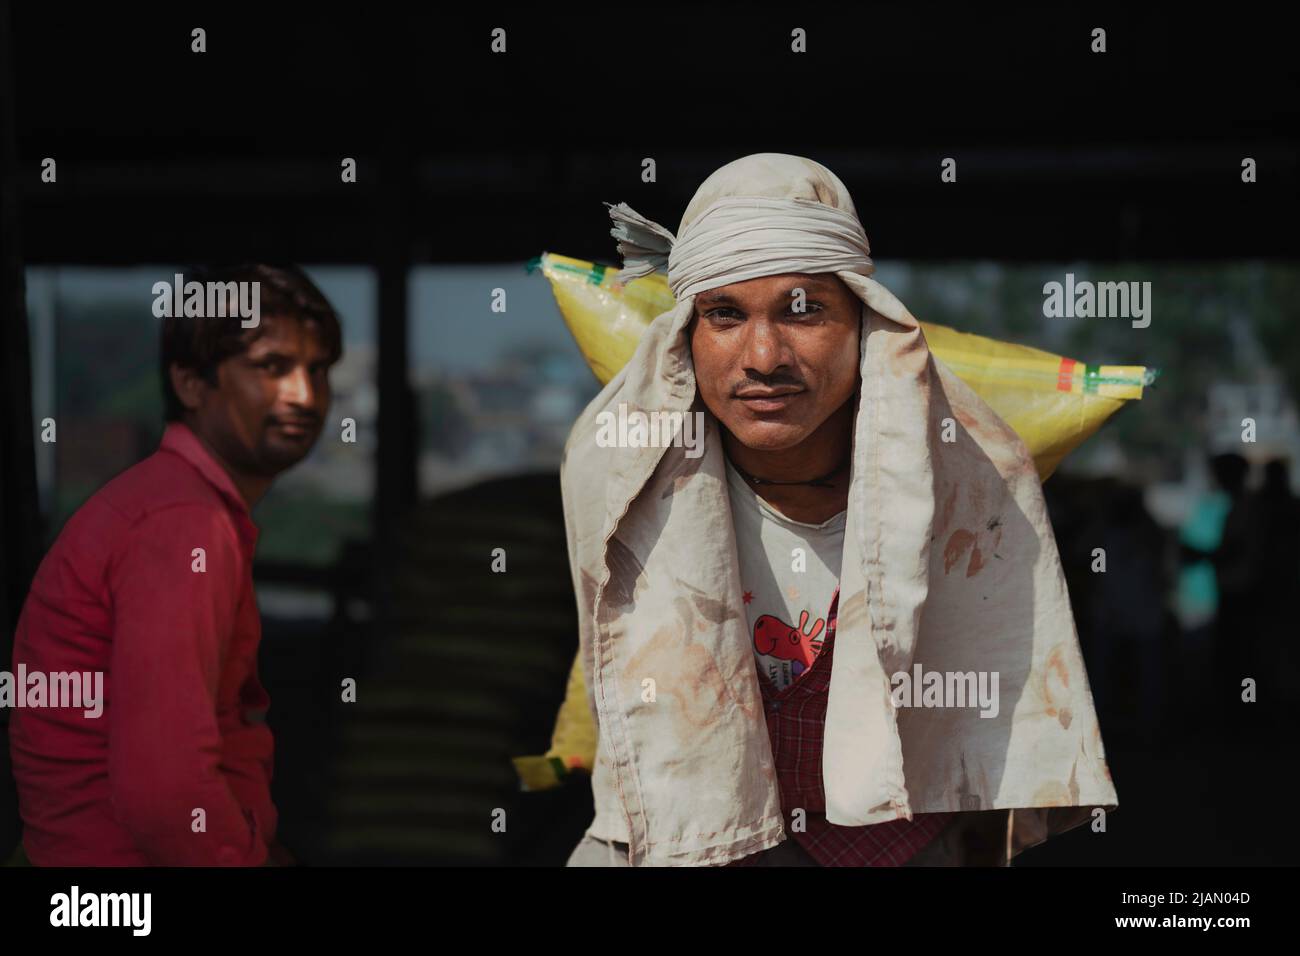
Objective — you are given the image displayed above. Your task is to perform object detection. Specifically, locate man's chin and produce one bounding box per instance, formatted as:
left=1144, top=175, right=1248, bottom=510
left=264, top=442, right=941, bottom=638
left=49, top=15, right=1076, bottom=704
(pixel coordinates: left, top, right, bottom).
left=723, top=420, right=811, bottom=453
left=257, top=435, right=318, bottom=473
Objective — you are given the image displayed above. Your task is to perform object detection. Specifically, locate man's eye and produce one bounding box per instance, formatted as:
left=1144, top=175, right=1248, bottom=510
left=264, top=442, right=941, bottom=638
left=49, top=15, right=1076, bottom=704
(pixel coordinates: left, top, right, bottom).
left=705, top=303, right=823, bottom=322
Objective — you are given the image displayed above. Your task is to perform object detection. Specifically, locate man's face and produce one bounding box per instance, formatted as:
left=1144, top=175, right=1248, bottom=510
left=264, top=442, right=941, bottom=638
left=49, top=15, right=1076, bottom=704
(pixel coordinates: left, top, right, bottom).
left=688, top=273, right=861, bottom=451
left=186, top=315, right=333, bottom=477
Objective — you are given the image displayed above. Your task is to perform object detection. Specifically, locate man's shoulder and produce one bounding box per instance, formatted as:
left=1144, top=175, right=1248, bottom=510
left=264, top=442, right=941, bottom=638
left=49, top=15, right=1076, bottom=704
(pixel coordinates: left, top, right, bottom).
left=59, top=447, right=232, bottom=551
left=30, top=448, right=235, bottom=601
left=100, top=446, right=229, bottom=522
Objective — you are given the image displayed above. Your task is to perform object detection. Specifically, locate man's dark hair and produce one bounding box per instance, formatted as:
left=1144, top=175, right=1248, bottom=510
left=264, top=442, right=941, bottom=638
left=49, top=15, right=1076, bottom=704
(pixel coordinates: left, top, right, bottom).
left=160, top=263, right=343, bottom=422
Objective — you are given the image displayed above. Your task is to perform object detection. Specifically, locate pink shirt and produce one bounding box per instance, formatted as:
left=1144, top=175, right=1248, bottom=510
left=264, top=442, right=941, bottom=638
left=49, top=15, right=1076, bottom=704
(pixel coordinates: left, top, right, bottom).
left=9, top=422, right=275, bottom=865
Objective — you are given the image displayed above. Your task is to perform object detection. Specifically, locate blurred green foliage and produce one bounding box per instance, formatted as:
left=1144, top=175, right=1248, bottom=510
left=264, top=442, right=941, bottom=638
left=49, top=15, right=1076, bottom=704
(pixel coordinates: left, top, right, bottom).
left=898, top=262, right=1300, bottom=479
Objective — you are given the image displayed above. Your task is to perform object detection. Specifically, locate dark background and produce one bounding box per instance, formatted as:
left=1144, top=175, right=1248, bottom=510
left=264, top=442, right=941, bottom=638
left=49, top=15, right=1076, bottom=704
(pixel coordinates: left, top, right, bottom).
left=2, top=3, right=1297, bottom=865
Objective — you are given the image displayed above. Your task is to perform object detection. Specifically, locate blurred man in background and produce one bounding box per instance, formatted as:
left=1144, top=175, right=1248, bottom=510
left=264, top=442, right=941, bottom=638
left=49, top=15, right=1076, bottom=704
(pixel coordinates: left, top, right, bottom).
left=8, top=264, right=341, bottom=865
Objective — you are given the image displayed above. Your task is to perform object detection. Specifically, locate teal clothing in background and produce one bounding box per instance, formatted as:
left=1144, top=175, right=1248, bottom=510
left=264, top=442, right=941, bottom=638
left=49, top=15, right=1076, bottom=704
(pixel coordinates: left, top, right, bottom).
left=1177, top=490, right=1231, bottom=627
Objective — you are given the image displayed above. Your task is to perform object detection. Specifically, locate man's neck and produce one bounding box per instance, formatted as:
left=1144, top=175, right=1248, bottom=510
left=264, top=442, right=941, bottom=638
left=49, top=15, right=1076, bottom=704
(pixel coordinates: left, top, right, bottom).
left=185, top=423, right=272, bottom=510
left=724, top=400, right=854, bottom=525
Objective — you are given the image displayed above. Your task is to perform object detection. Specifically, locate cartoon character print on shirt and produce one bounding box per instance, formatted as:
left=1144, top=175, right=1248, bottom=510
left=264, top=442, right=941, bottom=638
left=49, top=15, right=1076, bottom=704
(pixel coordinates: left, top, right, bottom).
left=753, top=607, right=826, bottom=685
left=755, top=609, right=826, bottom=676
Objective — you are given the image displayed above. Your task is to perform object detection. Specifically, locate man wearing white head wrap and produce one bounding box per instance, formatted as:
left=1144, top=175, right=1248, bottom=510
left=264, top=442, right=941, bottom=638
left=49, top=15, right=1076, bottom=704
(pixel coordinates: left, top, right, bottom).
left=560, top=153, right=1118, bottom=867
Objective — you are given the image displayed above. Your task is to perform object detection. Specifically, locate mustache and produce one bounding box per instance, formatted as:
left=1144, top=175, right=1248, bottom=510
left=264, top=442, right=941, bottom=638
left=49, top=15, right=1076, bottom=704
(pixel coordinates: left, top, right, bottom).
left=267, top=412, right=321, bottom=427
left=731, top=374, right=805, bottom=396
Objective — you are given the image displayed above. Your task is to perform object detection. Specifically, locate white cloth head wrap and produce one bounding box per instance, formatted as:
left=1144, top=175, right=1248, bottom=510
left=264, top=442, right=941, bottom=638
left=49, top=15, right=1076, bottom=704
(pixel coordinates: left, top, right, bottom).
left=605, top=195, right=875, bottom=301
left=603, top=152, right=920, bottom=328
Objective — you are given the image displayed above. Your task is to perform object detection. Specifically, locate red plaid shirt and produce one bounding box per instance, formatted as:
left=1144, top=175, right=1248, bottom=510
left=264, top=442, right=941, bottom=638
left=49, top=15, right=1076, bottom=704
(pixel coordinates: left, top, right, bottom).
left=728, top=586, right=954, bottom=866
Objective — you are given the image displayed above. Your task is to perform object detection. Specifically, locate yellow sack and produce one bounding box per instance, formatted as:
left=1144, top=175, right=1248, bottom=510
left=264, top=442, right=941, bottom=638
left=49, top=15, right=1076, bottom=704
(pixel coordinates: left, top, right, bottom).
left=513, top=252, right=1157, bottom=790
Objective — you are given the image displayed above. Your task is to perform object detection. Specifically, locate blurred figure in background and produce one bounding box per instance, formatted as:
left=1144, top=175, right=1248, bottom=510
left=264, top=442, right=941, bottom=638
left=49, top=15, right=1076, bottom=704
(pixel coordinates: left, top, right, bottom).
left=1175, top=454, right=1234, bottom=730
left=1251, top=459, right=1300, bottom=700
left=1084, top=482, right=1171, bottom=748
left=8, top=264, right=341, bottom=866
left=1180, top=453, right=1258, bottom=727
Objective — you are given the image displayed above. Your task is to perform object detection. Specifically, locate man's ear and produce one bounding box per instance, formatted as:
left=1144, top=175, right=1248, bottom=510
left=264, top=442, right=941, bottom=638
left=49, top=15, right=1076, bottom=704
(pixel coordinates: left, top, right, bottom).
left=168, top=362, right=210, bottom=415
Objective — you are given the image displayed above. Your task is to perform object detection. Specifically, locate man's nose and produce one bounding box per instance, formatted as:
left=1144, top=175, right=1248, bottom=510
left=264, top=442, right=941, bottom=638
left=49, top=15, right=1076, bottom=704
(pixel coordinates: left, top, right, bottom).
left=738, top=317, right=794, bottom=375
left=281, top=365, right=316, bottom=407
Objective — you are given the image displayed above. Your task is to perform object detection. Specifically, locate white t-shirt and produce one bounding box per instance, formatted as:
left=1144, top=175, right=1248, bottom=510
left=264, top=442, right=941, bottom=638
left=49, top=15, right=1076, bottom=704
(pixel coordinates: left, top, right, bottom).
left=725, top=457, right=847, bottom=692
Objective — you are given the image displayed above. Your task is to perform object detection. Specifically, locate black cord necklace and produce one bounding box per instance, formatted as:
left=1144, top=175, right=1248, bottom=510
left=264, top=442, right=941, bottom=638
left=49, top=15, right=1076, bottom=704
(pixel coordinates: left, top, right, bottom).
left=729, top=453, right=851, bottom=489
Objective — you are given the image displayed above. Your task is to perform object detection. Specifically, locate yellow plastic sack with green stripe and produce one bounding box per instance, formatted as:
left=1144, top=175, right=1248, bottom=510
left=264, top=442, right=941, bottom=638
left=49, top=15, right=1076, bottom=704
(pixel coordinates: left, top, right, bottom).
left=512, top=251, right=1157, bottom=791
